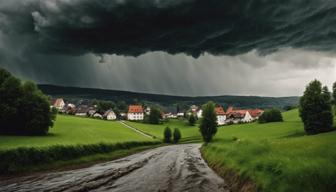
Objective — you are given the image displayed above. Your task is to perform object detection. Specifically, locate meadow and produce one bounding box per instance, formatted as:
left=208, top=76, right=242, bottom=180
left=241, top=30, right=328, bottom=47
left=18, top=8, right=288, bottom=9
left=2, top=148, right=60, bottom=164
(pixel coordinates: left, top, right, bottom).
left=201, top=109, right=336, bottom=192
left=125, top=119, right=202, bottom=143
left=0, top=115, right=152, bottom=150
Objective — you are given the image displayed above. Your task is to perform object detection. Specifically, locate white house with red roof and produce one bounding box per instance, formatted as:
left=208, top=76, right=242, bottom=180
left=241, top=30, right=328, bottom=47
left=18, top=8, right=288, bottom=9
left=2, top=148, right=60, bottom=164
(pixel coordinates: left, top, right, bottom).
left=215, top=105, right=226, bottom=125
left=52, top=98, right=65, bottom=110
left=226, top=106, right=264, bottom=123
left=127, top=105, right=144, bottom=121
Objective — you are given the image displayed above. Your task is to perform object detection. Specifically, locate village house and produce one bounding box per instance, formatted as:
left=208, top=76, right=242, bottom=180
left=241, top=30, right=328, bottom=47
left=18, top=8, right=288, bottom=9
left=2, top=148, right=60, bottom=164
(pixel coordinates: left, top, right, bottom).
left=226, top=106, right=264, bottom=124
left=103, top=109, right=117, bottom=120
left=215, top=105, right=226, bottom=125
left=127, top=105, right=144, bottom=121
left=52, top=98, right=65, bottom=110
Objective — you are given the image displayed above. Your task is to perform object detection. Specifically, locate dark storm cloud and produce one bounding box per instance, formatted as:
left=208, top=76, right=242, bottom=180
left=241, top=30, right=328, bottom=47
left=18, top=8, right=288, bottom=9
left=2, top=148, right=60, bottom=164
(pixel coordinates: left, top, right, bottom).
left=2, top=0, right=336, bottom=57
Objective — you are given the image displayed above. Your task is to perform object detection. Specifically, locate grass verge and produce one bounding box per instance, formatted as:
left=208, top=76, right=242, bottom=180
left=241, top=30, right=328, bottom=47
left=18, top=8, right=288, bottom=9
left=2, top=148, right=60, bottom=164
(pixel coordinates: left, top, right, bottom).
left=201, top=109, right=336, bottom=192
left=0, top=141, right=161, bottom=176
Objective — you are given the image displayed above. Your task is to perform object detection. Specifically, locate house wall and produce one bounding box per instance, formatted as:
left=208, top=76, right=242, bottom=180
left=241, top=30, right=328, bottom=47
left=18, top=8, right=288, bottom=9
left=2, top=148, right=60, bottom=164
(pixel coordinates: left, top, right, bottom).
left=107, top=113, right=116, bottom=120
left=127, top=113, right=144, bottom=121
left=217, top=115, right=226, bottom=125
left=242, top=111, right=253, bottom=122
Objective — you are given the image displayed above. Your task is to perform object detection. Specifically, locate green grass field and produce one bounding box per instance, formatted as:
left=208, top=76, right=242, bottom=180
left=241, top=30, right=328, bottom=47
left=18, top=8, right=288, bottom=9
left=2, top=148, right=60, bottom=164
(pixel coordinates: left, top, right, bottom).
left=0, top=115, right=152, bottom=149
left=125, top=119, right=202, bottom=143
left=201, top=109, right=336, bottom=192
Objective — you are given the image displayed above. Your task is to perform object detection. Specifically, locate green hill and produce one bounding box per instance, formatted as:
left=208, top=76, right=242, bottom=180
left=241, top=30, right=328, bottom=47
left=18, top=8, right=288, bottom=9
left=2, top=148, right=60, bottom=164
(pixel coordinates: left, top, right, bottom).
left=0, top=115, right=152, bottom=150
left=38, top=84, right=299, bottom=109
left=201, top=109, right=336, bottom=192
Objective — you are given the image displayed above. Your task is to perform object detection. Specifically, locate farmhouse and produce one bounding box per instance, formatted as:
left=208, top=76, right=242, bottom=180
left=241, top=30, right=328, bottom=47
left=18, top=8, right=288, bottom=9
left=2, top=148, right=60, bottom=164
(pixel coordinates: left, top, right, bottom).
left=103, top=109, right=117, bottom=120
left=215, top=105, right=226, bottom=125
left=226, top=106, right=264, bottom=123
left=52, top=98, right=65, bottom=110
left=127, top=105, right=144, bottom=121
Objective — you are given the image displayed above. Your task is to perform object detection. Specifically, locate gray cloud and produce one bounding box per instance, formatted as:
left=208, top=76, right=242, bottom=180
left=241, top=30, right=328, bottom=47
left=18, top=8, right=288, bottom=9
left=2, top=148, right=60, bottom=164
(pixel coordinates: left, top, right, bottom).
left=0, top=0, right=335, bottom=96
left=2, top=0, right=336, bottom=57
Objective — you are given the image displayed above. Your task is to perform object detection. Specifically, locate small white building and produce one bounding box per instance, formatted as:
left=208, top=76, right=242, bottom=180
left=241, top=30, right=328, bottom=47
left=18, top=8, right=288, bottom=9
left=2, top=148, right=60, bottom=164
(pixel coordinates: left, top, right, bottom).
left=215, top=106, right=226, bottom=125
left=196, top=109, right=203, bottom=118
left=103, top=109, right=117, bottom=120
left=127, top=105, right=144, bottom=121
left=52, top=98, right=65, bottom=110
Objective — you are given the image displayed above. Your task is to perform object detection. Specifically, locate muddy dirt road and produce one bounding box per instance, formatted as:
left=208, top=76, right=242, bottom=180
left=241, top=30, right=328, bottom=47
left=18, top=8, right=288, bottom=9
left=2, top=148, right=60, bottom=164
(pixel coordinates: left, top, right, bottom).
left=0, top=144, right=228, bottom=192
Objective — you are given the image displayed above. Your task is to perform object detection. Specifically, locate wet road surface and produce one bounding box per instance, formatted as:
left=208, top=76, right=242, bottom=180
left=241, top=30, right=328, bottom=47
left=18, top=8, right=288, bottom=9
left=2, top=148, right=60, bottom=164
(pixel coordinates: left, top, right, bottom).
left=0, top=144, right=229, bottom=192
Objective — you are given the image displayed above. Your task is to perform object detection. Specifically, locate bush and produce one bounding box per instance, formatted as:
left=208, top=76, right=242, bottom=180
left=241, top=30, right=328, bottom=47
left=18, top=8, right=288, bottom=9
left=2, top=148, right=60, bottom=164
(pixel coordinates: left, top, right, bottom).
left=258, top=109, right=283, bottom=123
left=188, top=114, right=196, bottom=126
left=0, top=68, right=55, bottom=135
left=163, top=127, right=172, bottom=143
left=299, top=80, right=334, bottom=134
left=173, top=128, right=181, bottom=143
left=0, top=141, right=160, bottom=174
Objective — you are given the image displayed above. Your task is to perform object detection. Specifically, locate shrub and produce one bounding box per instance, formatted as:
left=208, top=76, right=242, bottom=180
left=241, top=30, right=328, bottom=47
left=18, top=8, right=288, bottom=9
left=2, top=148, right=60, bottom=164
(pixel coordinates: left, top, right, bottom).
left=299, top=80, right=334, bottom=134
left=199, top=101, right=217, bottom=143
left=163, top=127, right=172, bottom=143
left=258, top=109, right=283, bottom=123
left=173, top=128, right=181, bottom=143
left=0, top=141, right=160, bottom=174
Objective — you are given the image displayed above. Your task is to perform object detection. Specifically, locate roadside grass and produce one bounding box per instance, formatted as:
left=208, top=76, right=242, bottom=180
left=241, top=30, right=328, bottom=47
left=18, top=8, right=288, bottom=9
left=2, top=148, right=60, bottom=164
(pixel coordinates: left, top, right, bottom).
left=0, top=115, right=152, bottom=149
left=201, top=109, right=336, bottom=192
left=0, top=141, right=161, bottom=175
left=125, top=119, right=202, bottom=143
left=0, top=115, right=160, bottom=175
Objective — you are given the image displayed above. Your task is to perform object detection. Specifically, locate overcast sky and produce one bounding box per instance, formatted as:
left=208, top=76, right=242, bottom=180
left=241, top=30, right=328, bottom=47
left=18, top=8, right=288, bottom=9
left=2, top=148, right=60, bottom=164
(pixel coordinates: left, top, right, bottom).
left=0, top=0, right=335, bottom=96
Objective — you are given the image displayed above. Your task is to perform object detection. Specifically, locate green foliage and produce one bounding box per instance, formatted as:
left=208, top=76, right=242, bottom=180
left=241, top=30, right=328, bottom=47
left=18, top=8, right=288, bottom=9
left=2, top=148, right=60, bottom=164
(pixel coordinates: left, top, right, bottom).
left=173, top=128, right=181, bottom=143
left=258, top=109, right=283, bottom=123
left=199, top=101, right=217, bottom=143
left=188, top=113, right=196, bottom=126
left=148, top=107, right=161, bottom=124
left=163, top=127, right=172, bottom=143
left=0, top=141, right=160, bottom=174
left=299, top=80, right=334, bottom=134
left=96, top=100, right=115, bottom=112
left=0, top=68, right=55, bottom=135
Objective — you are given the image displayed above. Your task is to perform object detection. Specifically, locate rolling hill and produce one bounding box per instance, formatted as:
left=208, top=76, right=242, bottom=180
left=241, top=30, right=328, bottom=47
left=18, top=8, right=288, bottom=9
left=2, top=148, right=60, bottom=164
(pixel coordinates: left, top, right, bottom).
left=38, top=84, right=299, bottom=109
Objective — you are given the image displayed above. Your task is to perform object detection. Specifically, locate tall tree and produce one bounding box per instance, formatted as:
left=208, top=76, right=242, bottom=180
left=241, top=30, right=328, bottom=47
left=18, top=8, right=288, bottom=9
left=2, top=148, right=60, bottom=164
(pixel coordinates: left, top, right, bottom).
left=199, top=101, right=217, bottom=143
left=299, top=80, right=333, bottom=134
left=333, top=82, right=336, bottom=106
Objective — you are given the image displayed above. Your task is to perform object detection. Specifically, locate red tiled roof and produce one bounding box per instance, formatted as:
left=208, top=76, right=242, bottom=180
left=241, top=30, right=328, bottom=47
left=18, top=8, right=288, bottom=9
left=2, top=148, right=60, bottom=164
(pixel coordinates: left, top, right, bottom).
left=215, top=106, right=226, bottom=115
left=248, top=109, right=264, bottom=118
left=128, top=105, right=144, bottom=113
